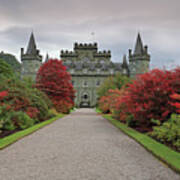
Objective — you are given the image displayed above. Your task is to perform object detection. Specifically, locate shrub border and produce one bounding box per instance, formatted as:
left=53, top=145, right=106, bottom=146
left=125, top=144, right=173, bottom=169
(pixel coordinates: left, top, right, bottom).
left=96, top=109, right=180, bottom=174
left=0, top=114, right=65, bottom=150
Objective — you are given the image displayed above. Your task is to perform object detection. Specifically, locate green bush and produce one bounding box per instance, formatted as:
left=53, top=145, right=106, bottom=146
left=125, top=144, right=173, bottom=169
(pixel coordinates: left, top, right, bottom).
left=0, top=60, right=55, bottom=136
left=1, top=109, right=35, bottom=131
left=10, top=111, right=35, bottom=129
left=0, top=77, right=53, bottom=122
left=97, top=73, right=131, bottom=98
left=149, top=114, right=180, bottom=151
left=0, top=52, right=21, bottom=74
left=27, top=88, right=52, bottom=121
left=0, top=59, right=14, bottom=79
left=0, top=106, right=15, bottom=131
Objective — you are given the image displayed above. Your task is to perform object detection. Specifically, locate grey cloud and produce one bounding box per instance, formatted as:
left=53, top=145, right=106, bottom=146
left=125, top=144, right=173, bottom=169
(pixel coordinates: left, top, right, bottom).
left=0, top=0, right=179, bottom=68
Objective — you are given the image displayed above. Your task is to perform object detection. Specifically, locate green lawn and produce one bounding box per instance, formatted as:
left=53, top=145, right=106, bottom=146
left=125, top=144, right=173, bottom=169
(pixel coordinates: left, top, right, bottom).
left=97, top=110, right=180, bottom=174
left=0, top=114, right=65, bottom=150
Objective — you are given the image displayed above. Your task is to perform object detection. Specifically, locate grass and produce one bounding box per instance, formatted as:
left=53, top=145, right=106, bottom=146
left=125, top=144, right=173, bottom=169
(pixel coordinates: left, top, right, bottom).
left=96, top=109, right=180, bottom=174
left=0, top=113, right=65, bottom=150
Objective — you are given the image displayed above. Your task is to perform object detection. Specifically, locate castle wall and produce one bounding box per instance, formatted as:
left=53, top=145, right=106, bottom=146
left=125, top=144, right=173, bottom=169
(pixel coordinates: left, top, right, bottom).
left=72, top=75, right=107, bottom=107
left=61, top=43, right=117, bottom=107
left=21, top=60, right=42, bottom=80
left=129, top=60, right=149, bottom=77
left=21, top=33, right=150, bottom=107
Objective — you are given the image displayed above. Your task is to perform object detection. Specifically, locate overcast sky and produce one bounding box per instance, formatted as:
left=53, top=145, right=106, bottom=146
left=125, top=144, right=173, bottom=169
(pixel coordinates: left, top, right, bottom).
left=0, top=0, right=179, bottom=69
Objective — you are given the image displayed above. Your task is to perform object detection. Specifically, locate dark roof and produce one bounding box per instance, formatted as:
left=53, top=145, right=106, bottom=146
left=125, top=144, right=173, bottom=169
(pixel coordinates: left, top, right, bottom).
left=134, top=33, right=144, bottom=55
left=122, top=55, right=128, bottom=68
left=63, top=60, right=127, bottom=72
left=26, top=32, right=37, bottom=55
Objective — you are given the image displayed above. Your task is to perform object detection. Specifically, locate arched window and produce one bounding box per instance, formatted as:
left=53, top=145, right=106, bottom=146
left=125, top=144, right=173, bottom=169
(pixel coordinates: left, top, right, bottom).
left=83, top=81, right=88, bottom=87
left=84, top=94, right=88, bottom=99
left=96, top=80, right=101, bottom=86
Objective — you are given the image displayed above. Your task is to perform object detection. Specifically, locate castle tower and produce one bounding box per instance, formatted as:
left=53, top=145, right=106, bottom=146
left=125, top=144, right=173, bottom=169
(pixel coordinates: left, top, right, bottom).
left=45, top=53, right=49, bottom=63
left=21, top=32, right=42, bottom=80
left=128, top=33, right=150, bottom=77
left=122, top=55, right=129, bottom=76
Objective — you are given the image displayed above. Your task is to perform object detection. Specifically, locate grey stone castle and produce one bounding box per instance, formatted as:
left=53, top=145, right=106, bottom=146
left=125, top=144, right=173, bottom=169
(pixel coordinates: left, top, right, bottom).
left=21, top=32, right=150, bottom=107
left=21, top=33, right=42, bottom=80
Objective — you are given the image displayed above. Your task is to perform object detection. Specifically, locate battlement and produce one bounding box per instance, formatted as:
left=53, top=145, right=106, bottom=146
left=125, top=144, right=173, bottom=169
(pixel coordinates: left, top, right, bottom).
left=21, top=47, right=42, bottom=61
left=74, top=42, right=98, bottom=50
left=60, top=50, right=78, bottom=57
left=129, top=45, right=150, bottom=61
left=94, top=50, right=111, bottom=57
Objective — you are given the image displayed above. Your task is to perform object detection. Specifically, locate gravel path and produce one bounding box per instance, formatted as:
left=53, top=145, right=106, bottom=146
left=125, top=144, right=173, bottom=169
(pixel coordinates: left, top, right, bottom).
left=0, top=108, right=179, bottom=180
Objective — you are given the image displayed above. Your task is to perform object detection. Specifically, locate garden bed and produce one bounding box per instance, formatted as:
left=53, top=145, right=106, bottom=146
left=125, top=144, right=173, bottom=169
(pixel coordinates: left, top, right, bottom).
left=0, top=113, right=64, bottom=150
left=96, top=109, right=180, bottom=174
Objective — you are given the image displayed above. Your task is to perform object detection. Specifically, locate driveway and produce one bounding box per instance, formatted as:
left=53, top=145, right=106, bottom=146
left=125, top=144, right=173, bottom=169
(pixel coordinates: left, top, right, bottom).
left=0, top=108, right=179, bottom=180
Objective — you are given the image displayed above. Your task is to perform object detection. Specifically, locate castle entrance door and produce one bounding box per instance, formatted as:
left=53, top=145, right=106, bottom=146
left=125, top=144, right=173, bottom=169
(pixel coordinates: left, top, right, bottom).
left=80, top=92, right=90, bottom=107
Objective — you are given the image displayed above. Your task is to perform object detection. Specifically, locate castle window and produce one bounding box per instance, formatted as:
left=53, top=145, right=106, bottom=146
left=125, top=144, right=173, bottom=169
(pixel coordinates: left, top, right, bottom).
left=96, top=80, right=101, bottom=86
left=83, top=81, right=88, bottom=87
left=70, top=69, right=74, bottom=73
left=72, top=80, right=75, bottom=86
left=83, top=68, right=87, bottom=74
left=97, top=68, right=100, bottom=74
left=110, top=69, right=114, bottom=74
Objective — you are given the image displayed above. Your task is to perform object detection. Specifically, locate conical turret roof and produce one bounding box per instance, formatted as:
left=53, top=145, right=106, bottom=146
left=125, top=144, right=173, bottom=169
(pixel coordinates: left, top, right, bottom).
left=134, top=33, right=144, bottom=55
left=122, top=54, right=128, bottom=68
left=45, top=53, right=49, bottom=62
left=26, top=32, right=37, bottom=55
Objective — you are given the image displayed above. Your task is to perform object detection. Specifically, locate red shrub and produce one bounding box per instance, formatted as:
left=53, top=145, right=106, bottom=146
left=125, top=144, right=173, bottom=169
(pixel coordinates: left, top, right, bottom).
left=98, top=88, right=125, bottom=114
left=12, top=97, right=30, bottom=111
left=53, top=99, right=73, bottom=114
left=98, top=95, right=111, bottom=113
left=120, top=68, right=180, bottom=131
left=170, top=93, right=180, bottom=113
left=0, top=91, right=8, bottom=100
left=26, top=107, right=39, bottom=119
left=36, top=59, right=75, bottom=113
left=112, top=89, right=129, bottom=123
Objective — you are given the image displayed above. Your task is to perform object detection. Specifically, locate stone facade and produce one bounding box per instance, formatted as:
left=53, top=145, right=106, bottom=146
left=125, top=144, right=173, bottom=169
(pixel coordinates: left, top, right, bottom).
left=21, top=33, right=150, bottom=107
left=21, top=32, right=42, bottom=80
left=60, top=43, right=129, bottom=107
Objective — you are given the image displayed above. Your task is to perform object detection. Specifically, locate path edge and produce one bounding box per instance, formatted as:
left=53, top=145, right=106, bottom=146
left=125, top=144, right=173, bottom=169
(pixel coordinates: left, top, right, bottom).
left=0, top=114, right=65, bottom=150
left=96, top=110, right=180, bottom=174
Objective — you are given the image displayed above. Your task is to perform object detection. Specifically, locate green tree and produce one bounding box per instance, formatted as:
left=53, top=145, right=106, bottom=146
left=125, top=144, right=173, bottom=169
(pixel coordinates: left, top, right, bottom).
left=0, top=52, right=21, bottom=73
left=0, top=58, right=14, bottom=79
left=97, top=73, right=131, bottom=98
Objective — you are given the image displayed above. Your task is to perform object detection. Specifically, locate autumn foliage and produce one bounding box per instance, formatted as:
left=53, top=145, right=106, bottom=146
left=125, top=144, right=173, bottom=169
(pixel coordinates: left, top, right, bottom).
left=98, top=88, right=124, bottom=113
left=98, top=67, right=180, bottom=132
left=0, top=91, right=8, bottom=100
left=121, top=68, right=180, bottom=130
left=170, top=93, right=180, bottom=113
left=36, top=59, right=75, bottom=113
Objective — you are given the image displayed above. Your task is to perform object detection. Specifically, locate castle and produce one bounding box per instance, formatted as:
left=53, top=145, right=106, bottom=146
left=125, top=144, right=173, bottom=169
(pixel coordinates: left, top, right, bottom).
left=21, top=32, right=150, bottom=107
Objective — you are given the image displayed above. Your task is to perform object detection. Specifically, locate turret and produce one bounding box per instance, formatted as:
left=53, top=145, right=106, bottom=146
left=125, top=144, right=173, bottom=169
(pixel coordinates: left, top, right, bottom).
left=45, top=53, right=49, bottom=63
left=21, top=32, right=42, bottom=80
left=129, top=33, right=150, bottom=77
left=122, top=55, right=129, bottom=76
